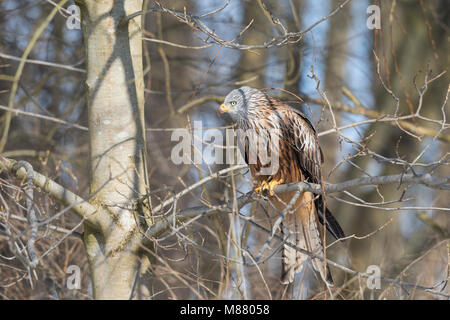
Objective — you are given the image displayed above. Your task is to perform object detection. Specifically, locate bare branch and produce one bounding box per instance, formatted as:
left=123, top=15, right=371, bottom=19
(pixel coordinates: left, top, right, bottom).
left=0, top=156, right=100, bottom=229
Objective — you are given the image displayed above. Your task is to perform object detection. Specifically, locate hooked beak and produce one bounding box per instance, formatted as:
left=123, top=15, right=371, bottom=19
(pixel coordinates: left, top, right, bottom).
left=217, top=103, right=232, bottom=115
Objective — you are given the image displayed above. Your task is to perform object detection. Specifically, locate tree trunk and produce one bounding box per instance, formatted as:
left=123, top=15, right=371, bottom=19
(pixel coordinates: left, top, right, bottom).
left=76, top=0, right=149, bottom=299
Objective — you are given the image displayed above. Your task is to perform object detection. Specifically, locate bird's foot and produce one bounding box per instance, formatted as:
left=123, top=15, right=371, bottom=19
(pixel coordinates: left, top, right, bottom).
left=255, top=178, right=284, bottom=197
left=254, top=180, right=268, bottom=195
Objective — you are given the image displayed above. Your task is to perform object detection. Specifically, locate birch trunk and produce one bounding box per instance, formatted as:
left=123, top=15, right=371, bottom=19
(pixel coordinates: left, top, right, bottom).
left=76, top=0, right=149, bottom=299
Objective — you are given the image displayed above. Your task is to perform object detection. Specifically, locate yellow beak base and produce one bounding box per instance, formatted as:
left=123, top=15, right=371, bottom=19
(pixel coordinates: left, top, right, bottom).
left=217, top=103, right=232, bottom=114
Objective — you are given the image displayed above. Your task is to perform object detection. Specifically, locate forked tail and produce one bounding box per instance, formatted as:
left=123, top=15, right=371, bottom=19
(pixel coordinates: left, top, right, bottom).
left=276, top=191, right=333, bottom=285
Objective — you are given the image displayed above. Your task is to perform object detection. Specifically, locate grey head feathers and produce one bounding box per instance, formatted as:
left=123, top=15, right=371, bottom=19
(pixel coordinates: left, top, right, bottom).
left=219, top=86, right=263, bottom=123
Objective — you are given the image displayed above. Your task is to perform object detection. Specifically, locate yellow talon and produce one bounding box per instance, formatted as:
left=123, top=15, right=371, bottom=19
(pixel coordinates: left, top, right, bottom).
left=254, top=179, right=284, bottom=196
left=254, top=180, right=269, bottom=194
left=264, top=178, right=284, bottom=196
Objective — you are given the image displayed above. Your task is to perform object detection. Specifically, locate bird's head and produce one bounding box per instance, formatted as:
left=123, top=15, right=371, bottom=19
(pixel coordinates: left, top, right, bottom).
left=217, top=86, right=260, bottom=123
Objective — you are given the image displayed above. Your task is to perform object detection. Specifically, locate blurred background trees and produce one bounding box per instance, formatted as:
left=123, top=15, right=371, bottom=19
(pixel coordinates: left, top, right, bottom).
left=0, top=0, right=449, bottom=299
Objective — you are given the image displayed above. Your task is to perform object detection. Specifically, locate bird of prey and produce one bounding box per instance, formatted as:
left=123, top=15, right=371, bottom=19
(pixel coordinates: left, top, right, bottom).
left=217, top=86, right=344, bottom=284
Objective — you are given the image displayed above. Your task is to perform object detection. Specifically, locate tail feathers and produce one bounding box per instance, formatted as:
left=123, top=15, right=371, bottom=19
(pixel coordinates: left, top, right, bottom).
left=280, top=200, right=333, bottom=285
left=302, top=212, right=333, bottom=285
left=280, top=214, right=309, bottom=284
left=316, top=198, right=345, bottom=240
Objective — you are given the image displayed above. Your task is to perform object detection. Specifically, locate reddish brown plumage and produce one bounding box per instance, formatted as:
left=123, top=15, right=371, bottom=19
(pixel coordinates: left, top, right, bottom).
left=219, top=87, right=344, bottom=284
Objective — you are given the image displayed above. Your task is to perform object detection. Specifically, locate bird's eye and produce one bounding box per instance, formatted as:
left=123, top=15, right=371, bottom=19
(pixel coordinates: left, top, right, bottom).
left=230, top=101, right=237, bottom=106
